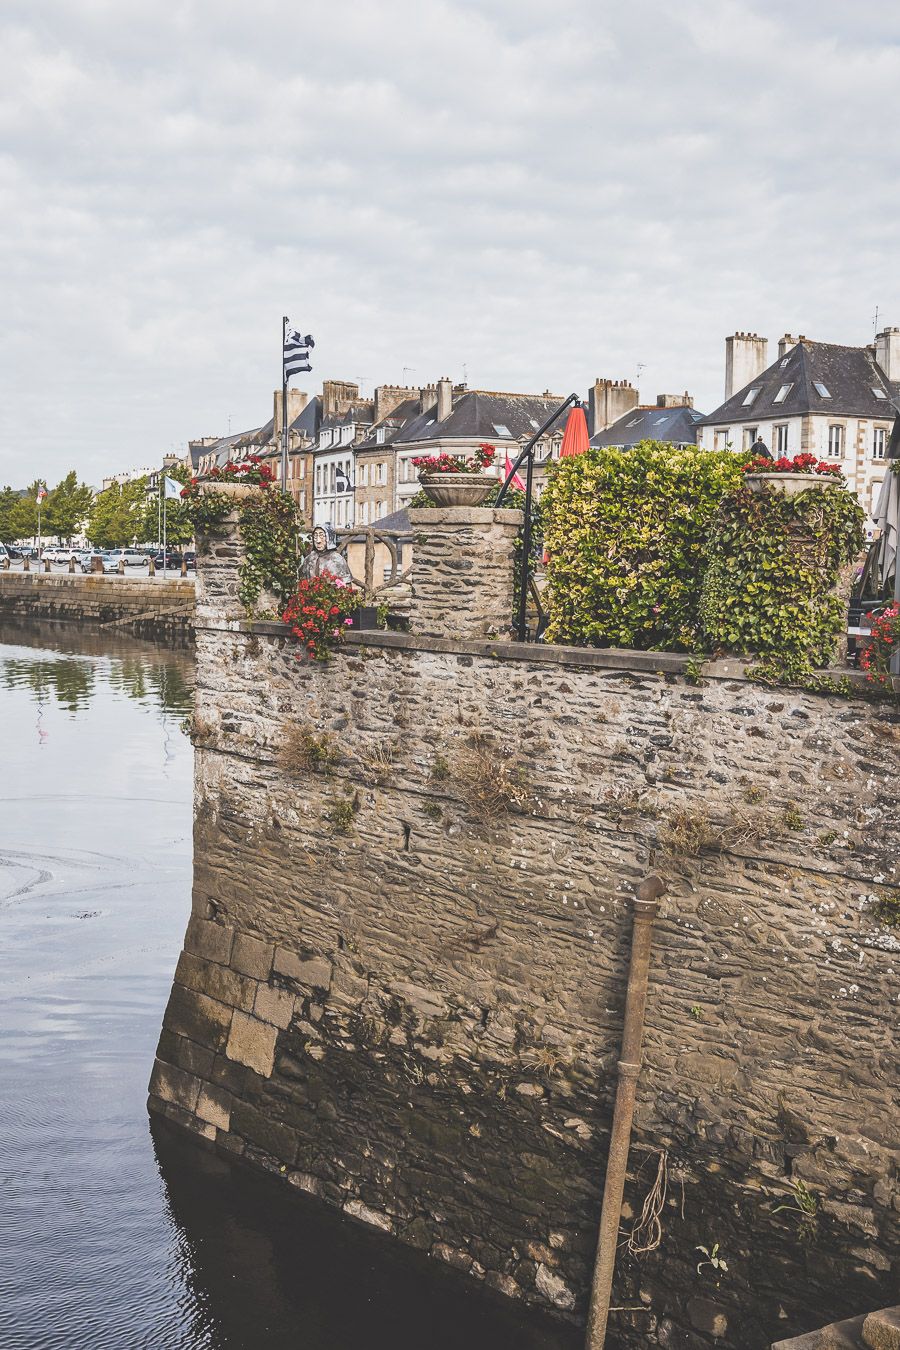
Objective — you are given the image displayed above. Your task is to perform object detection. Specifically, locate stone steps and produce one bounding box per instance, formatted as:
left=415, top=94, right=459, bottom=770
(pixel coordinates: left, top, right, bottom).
left=773, top=1307, right=900, bottom=1350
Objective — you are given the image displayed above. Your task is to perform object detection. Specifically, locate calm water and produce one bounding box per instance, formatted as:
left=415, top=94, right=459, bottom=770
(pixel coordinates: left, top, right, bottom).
left=0, top=622, right=577, bottom=1350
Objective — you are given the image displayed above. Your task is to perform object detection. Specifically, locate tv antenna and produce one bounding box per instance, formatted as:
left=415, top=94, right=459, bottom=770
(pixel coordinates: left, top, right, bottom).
left=402, top=366, right=416, bottom=383
left=873, top=305, right=880, bottom=337
left=636, top=361, right=646, bottom=389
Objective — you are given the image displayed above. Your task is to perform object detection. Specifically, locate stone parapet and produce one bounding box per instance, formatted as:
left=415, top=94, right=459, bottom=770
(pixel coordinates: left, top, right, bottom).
left=195, top=510, right=244, bottom=627
left=407, top=505, right=523, bottom=639
left=0, top=571, right=195, bottom=641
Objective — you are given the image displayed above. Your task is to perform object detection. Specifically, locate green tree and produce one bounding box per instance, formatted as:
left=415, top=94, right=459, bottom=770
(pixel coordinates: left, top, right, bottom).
left=44, top=471, right=94, bottom=541
left=0, top=487, right=24, bottom=543
left=88, top=478, right=147, bottom=549
left=140, top=464, right=194, bottom=547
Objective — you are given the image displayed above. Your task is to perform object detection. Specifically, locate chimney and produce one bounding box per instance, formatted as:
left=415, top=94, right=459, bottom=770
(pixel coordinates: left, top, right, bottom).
left=588, top=378, right=639, bottom=436
left=274, top=388, right=309, bottom=436
left=436, top=376, right=453, bottom=422
left=724, top=332, right=768, bottom=400
left=777, top=334, right=800, bottom=360
left=322, top=380, right=360, bottom=420
left=656, top=392, right=693, bottom=408
left=419, top=383, right=437, bottom=415
left=374, top=384, right=414, bottom=423
left=875, top=327, right=900, bottom=382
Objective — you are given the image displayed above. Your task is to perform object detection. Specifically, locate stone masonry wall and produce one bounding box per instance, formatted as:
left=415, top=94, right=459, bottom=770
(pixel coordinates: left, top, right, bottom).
left=0, top=571, right=195, bottom=642
left=149, top=615, right=899, bottom=1350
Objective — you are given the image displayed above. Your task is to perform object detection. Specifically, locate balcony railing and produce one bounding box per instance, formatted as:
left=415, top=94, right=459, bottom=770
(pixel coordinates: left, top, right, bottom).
left=334, top=527, right=411, bottom=599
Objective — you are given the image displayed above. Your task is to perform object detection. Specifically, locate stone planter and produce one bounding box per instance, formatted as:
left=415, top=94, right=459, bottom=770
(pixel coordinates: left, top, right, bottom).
left=744, top=472, right=837, bottom=496
left=418, top=473, right=494, bottom=507
left=200, top=480, right=258, bottom=500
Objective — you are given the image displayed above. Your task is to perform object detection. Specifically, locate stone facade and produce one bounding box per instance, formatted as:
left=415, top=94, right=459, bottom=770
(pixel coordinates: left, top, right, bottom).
left=149, top=512, right=898, bottom=1350
left=0, top=571, right=195, bottom=641
left=407, top=506, right=522, bottom=638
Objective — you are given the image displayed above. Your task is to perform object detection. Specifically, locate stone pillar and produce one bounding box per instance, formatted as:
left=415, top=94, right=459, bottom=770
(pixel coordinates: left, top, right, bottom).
left=195, top=485, right=253, bottom=627
left=407, top=506, right=523, bottom=640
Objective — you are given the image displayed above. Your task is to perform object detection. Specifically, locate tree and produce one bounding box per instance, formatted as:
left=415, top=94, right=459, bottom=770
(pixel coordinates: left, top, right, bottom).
left=87, top=479, right=147, bottom=549
left=0, top=487, right=25, bottom=543
left=44, top=471, right=94, bottom=541
left=140, top=464, right=194, bottom=547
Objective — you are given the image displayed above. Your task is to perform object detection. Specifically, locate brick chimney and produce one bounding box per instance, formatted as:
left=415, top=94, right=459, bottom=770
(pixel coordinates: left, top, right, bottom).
left=374, top=385, right=414, bottom=424
left=656, top=392, right=693, bottom=408
left=588, top=379, right=639, bottom=436
left=436, top=377, right=453, bottom=422
left=724, top=333, right=768, bottom=400
left=419, top=384, right=437, bottom=415
left=322, top=380, right=360, bottom=420
left=274, top=388, right=309, bottom=437
left=777, top=334, right=800, bottom=360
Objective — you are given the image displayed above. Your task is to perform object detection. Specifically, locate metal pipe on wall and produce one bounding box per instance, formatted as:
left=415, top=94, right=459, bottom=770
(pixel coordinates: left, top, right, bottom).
left=584, top=875, right=665, bottom=1350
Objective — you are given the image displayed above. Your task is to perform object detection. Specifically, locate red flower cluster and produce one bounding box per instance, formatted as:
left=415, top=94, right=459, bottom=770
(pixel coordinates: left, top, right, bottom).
left=282, top=572, right=361, bottom=661
left=859, top=603, right=899, bottom=686
left=181, top=456, right=276, bottom=497
left=741, top=452, right=843, bottom=477
left=412, top=443, right=497, bottom=476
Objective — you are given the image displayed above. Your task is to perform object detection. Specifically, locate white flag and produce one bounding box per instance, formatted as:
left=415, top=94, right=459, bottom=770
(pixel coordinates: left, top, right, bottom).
left=164, top=476, right=182, bottom=500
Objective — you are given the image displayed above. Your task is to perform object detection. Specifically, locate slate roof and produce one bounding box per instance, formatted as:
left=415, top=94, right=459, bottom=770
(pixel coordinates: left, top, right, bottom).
left=354, top=398, right=423, bottom=451
left=699, top=341, right=900, bottom=426
left=591, top=405, right=704, bottom=449
left=395, top=391, right=570, bottom=446
left=289, top=396, right=321, bottom=439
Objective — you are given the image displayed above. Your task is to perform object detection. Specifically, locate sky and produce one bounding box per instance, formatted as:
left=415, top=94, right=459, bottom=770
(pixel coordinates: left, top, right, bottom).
left=2, top=0, right=900, bottom=487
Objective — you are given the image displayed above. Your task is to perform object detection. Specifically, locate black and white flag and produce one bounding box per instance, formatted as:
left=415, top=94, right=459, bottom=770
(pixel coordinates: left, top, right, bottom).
left=284, top=325, right=315, bottom=380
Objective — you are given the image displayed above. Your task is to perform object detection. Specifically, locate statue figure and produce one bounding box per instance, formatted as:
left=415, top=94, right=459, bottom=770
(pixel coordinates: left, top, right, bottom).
left=298, top=523, right=353, bottom=584
left=748, top=436, right=771, bottom=460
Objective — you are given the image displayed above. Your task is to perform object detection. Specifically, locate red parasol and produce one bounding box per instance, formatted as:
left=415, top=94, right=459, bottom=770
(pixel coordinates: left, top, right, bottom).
left=559, top=405, right=590, bottom=457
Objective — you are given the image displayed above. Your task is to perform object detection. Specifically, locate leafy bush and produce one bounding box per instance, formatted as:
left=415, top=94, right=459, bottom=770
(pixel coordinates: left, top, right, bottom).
left=541, top=442, right=743, bottom=650
left=699, top=483, right=864, bottom=677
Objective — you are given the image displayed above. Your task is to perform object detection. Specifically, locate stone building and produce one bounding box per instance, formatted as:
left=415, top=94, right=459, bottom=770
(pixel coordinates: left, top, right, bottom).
left=697, top=331, right=900, bottom=519
left=591, top=394, right=703, bottom=449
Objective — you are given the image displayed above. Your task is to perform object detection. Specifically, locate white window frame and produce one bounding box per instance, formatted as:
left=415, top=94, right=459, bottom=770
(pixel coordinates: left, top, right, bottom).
left=828, top=424, right=845, bottom=458
left=873, top=427, right=887, bottom=459
left=774, top=424, right=789, bottom=455
left=773, top=383, right=793, bottom=404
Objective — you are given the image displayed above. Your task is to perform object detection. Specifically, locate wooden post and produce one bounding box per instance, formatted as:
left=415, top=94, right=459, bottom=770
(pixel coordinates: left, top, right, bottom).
left=584, top=875, right=665, bottom=1350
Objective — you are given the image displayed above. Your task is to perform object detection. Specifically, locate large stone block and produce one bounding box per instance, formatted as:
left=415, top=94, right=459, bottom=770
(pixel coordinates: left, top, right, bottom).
left=163, top=984, right=233, bottom=1053
left=184, top=915, right=234, bottom=965
left=254, top=982, right=296, bottom=1029
left=864, top=1309, right=900, bottom=1350
left=272, top=948, right=332, bottom=992
left=149, top=1058, right=201, bottom=1113
left=175, top=950, right=257, bottom=1012
left=225, top=1011, right=278, bottom=1077
left=231, top=932, right=274, bottom=980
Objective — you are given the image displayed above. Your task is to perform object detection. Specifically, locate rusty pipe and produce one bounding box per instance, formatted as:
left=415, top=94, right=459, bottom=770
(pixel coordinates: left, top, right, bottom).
left=584, top=875, right=665, bottom=1350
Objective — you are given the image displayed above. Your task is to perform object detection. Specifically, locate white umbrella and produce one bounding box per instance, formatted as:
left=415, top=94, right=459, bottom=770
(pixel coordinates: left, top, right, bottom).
left=872, top=469, right=899, bottom=591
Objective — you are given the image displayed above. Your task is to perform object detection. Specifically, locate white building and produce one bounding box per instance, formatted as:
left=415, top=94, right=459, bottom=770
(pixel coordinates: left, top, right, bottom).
left=697, top=330, right=899, bottom=519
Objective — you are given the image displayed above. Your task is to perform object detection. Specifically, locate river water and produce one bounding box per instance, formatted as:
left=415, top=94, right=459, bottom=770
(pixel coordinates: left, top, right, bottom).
left=0, top=624, right=578, bottom=1350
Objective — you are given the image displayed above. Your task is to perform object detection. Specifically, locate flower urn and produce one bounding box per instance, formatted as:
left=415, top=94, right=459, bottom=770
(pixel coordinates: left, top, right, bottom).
left=418, top=473, right=495, bottom=507
left=744, top=472, right=836, bottom=496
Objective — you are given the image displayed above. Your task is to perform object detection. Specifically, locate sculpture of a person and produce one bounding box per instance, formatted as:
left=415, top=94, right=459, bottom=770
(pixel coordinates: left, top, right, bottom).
left=298, top=523, right=353, bottom=584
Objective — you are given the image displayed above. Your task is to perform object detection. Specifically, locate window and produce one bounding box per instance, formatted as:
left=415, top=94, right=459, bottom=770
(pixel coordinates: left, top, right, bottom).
left=742, top=388, right=760, bottom=407
left=653, top=416, right=668, bottom=425
left=329, top=464, right=336, bottom=492
left=377, top=462, right=386, bottom=485
left=779, top=358, right=790, bottom=370
left=299, top=490, right=306, bottom=510
left=828, top=424, right=845, bottom=457
left=626, top=417, right=641, bottom=427
left=873, top=427, right=887, bottom=459
left=742, top=427, right=758, bottom=450
left=493, top=423, right=512, bottom=437
left=872, top=386, right=888, bottom=400
left=871, top=480, right=884, bottom=510
left=813, top=382, right=831, bottom=398
left=773, top=384, right=793, bottom=403
left=358, top=464, right=368, bottom=487
left=375, top=499, right=384, bottom=518
left=774, top=424, right=789, bottom=454
left=315, top=465, right=322, bottom=493
left=376, top=427, right=386, bottom=444
left=714, top=430, right=730, bottom=451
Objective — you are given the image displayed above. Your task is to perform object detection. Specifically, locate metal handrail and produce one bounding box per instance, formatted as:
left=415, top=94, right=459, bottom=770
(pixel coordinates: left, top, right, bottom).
left=495, top=391, right=581, bottom=641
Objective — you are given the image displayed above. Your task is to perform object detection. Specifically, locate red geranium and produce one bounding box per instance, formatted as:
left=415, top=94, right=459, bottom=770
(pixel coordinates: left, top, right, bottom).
left=282, top=572, right=361, bottom=660
left=859, top=603, right=899, bottom=687
left=412, top=443, right=497, bottom=476
left=741, top=453, right=843, bottom=478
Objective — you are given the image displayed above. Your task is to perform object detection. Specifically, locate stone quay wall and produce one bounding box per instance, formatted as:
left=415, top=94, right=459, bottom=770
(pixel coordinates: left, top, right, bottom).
left=149, top=510, right=898, bottom=1350
left=0, top=571, right=195, bottom=642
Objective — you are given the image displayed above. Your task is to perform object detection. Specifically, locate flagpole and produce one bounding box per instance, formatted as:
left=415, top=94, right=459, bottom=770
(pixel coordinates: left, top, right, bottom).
left=281, top=315, right=289, bottom=494
left=163, top=486, right=167, bottom=579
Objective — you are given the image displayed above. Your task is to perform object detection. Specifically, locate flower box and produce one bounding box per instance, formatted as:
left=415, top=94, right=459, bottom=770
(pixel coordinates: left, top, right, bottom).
left=744, top=473, right=837, bottom=496
left=199, top=480, right=257, bottom=499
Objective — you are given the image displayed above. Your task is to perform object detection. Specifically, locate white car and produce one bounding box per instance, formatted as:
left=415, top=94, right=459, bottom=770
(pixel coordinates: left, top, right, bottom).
left=104, top=549, right=148, bottom=570
left=43, top=545, right=79, bottom=563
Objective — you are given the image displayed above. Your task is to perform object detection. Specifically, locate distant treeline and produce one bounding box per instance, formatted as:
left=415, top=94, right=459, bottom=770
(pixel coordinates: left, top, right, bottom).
left=0, top=467, right=194, bottom=549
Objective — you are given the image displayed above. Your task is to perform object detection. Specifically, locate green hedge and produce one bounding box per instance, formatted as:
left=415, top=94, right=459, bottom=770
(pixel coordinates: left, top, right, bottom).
left=699, top=483, right=864, bottom=676
left=541, top=442, right=744, bottom=650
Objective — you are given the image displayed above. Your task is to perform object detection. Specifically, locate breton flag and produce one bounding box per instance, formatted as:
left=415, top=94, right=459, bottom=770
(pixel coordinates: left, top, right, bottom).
left=163, top=476, right=182, bottom=500
left=284, top=325, right=315, bottom=380
left=36, top=486, right=47, bottom=502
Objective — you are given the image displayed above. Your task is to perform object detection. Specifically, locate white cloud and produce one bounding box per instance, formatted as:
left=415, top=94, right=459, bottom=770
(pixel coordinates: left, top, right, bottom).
left=1, top=0, right=899, bottom=483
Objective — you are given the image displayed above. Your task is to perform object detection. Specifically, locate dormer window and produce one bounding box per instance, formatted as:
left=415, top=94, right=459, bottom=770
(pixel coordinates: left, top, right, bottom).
left=872, top=387, right=888, bottom=399
left=813, top=382, right=831, bottom=398
left=376, top=427, right=386, bottom=444
left=773, top=383, right=793, bottom=403
left=742, top=388, right=760, bottom=407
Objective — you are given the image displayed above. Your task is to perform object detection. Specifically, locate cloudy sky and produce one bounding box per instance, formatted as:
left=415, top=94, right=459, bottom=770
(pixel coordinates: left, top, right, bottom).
left=2, top=0, right=899, bottom=486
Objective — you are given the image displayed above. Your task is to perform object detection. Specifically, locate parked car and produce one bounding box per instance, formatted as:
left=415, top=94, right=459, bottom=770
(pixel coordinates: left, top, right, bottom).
left=4, top=544, right=23, bottom=560
left=104, top=548, right=148, bottom=569
left=182, top=551, right=196, bottom=570
left=79, top=550, right=104, bottom=572
left=151, top=549, right=184, bottom=569
left=0, top=544, right=9, bottom=564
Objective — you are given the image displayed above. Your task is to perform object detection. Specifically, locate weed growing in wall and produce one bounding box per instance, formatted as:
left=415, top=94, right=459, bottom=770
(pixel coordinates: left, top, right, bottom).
left=279, top=723, right=340, bottom=776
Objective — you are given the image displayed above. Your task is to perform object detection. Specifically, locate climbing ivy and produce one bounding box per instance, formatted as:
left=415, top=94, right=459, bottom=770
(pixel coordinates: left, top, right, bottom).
left=699, top=483, right=864, bottom=680
left=237, top=490, right=301, bottom=615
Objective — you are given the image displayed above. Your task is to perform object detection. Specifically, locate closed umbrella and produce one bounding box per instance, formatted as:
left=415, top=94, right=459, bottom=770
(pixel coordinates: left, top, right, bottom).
left=559, top=405, right=590, bottom=457
left=872, top=470, right=898, bottom=592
